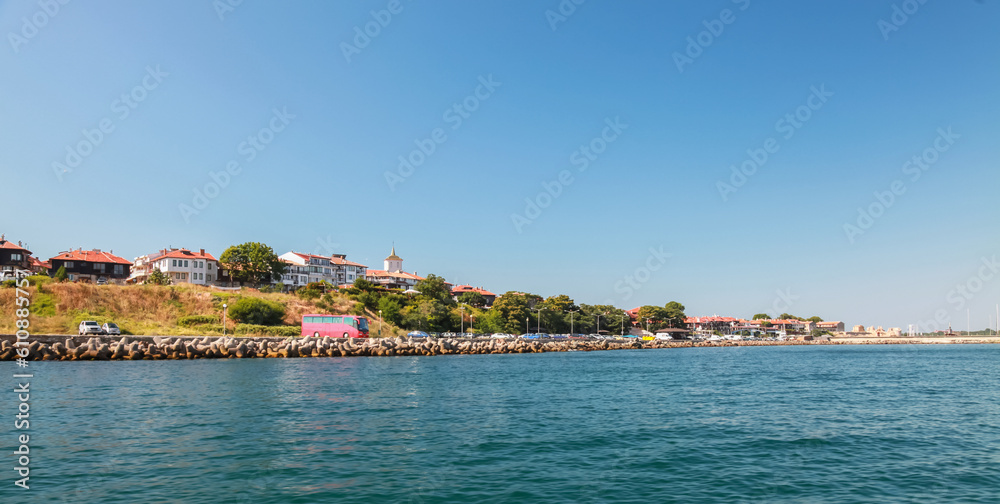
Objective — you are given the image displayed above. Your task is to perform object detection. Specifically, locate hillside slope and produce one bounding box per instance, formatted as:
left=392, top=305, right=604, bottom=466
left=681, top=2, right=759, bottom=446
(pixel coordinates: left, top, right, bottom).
left=0, top=278, right=402, bottom=337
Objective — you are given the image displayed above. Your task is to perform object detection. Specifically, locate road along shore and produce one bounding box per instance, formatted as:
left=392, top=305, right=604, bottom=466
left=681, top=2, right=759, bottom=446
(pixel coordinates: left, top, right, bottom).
left=1, top=334, right=999, bottom=361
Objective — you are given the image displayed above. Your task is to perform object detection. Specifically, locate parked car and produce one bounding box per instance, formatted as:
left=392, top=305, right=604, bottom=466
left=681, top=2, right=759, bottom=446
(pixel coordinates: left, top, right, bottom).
left=407, top=331, right=430, bottom=338
left=101, top=322, right=121, bottom=335
left=79, top=321, right=103, bottom=335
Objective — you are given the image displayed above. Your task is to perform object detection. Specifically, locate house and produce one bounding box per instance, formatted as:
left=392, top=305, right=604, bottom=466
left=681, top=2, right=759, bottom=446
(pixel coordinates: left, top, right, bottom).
left=815, top=321, right=845, bottom=333
left=0, top=236, right=32, bottom=277
left=365, top=247, right=426, bottom=290
left=130, top=248, right=219, bottom=285
left=330, top=254, right=367, bottom=285
left=48, top=248, right=131, bottom=283
left=451, top=285, right=497, bottom=307
left=277, top=252, right=338, bottom=286
left=29, top=257, right=51, bottom=276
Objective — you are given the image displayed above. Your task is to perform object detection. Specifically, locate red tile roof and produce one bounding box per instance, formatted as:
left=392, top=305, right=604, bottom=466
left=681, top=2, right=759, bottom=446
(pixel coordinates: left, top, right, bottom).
left=330, top=256, right=367, bottom=268
left=50, top=249, right=131, bottom=265
left=0, top=240, right=30, bottom=252
left=451, top=284, right=496, bottom=296
left=159, top=249, right=217, bottom=261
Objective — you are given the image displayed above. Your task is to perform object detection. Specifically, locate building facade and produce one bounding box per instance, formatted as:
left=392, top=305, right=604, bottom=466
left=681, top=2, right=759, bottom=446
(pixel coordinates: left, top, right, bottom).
left=48, top=249, right=132, bottom=283
left=131, top=248, right=219, bottom=285
left=0, top=236, right=32, bottom=277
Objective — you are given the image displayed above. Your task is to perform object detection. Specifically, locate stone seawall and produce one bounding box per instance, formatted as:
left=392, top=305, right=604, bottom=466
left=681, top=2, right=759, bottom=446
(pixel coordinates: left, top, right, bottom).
left=1, top=335, right=997, bottom=361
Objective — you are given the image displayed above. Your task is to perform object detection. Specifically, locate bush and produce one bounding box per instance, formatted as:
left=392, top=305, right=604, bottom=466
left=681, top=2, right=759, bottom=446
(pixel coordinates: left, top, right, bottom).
left=234, top=324, right=300, bottom=337
left=228, top=297, right=286, bottom=326
left=178, top=315, right=220, bottom=327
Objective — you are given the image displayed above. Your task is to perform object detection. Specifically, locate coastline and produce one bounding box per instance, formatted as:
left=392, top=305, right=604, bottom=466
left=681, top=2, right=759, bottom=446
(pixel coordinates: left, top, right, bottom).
left=3, top=334, right=999, bottom=361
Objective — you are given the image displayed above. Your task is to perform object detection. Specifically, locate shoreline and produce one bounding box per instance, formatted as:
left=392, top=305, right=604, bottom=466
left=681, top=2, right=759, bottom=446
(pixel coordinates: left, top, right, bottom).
left=2, top=334, right=999, bottom=361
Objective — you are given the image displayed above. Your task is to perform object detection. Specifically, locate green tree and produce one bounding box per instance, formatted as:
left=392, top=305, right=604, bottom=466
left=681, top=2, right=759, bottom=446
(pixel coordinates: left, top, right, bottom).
left=378, top=296, right=403, bottom=325
left=228, top=297, right=286, bottom=326
left=54, top=265, right=68, bottom=282
left=491, top=291, right=535, bottom=334
left=637, top=305, right=670, bottom=331
left=663, top=301, right=687, bottom=328
left=219, top=242, right=286, bottom=287
left=147, top=269, right=171, bottom=285
left=415, top=274, right=454, bottom=304
left=401, top=299, right=451, bottom=332
left=457, top=291, right=487, bottom=308
left=352, top=277, right=377, bottom=292
left=752, top=313, right=770, bottom=320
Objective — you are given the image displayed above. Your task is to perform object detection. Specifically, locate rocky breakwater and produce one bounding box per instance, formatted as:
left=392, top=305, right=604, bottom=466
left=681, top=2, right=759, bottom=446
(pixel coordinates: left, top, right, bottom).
left=0, top=336, right=697, bottom=361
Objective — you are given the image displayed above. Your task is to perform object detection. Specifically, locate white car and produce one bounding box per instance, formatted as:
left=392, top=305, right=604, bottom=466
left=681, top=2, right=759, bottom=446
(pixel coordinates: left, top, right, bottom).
left=79, top=321, right=103, bottom=335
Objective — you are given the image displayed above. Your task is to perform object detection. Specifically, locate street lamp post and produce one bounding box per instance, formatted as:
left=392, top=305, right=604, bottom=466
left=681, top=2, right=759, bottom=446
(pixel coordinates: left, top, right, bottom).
left=222, top=303, right=227, bottom=336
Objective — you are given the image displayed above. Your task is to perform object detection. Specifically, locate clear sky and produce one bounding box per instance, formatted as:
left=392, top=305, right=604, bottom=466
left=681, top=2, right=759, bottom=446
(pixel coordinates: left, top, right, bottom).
left=2, top=0, right=998, bottom=331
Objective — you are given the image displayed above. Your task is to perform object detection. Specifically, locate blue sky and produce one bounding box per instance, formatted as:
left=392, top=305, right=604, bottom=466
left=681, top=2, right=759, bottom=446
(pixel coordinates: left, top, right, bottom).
left=2, top=0, right=998, bottom=331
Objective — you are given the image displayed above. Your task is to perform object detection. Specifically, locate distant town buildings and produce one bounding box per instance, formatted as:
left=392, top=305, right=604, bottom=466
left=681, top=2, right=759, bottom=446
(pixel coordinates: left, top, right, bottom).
left=48, top=249, right=131, bottom=283
left=366, top=247, right=425, bottom=290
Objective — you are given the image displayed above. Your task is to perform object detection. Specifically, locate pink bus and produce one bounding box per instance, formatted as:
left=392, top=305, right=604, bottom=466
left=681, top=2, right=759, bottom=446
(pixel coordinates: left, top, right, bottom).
left=301, top=314, right=370, bottom=338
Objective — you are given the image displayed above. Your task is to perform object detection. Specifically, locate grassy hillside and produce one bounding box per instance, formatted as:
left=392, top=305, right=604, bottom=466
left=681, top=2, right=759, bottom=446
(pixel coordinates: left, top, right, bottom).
left=0, top=277, right=406, bottom=337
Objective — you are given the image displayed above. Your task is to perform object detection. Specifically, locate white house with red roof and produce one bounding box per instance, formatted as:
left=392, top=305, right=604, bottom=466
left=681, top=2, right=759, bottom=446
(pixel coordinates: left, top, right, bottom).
left=49, top=248, right=132, bottom=283
left=330, top=254, right=367, bottom=285
left=365, top=247, right=426, bottom=290
left=130, top=248, right=219, bottom=285
left=277, top=251, right=337, bottom=287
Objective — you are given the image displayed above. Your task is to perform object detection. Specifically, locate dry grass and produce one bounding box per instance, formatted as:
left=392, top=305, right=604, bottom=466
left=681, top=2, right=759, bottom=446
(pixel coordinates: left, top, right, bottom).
left=0, top=282, right=403, bottom=336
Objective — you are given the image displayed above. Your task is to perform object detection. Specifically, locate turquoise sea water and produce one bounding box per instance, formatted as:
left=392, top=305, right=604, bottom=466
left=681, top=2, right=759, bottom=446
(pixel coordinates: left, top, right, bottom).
left=3, top=345, right=999, bottom=503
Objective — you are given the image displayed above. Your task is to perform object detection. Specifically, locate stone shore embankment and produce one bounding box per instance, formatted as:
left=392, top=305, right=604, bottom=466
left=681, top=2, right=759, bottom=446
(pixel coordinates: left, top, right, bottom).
left=1, top=335, right=997, bottom=361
